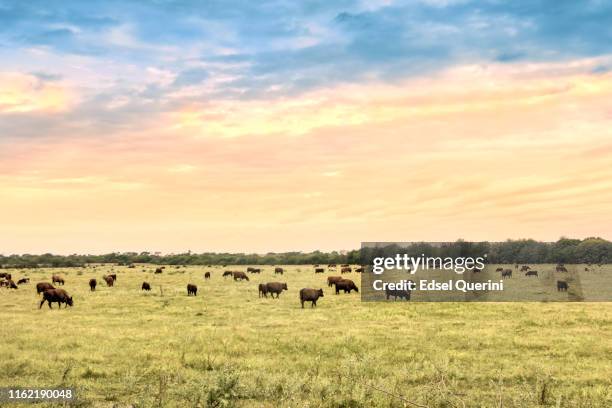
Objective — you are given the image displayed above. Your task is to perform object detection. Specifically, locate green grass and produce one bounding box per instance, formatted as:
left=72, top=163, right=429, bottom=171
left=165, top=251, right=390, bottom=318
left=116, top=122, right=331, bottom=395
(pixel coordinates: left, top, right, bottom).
left=1, top=265, right=611, bottom=407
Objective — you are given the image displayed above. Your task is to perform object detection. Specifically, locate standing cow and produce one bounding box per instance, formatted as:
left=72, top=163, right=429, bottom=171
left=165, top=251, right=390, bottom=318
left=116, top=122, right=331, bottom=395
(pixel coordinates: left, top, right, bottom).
left=89, top=279, right=97, bottom=291
left=265, top=282, right=288, bottom=298
left=233, top=271, right=249, bottom=281
left=141, top=282, right=151, bottom=291
left=314, top=268, right=325, bottom=273
left=39, top=289, right=73, bottom=309
left=103, top=275, right=114, bottom=287
left=335, top=279, right=359, bottom=294
left=187, top=284, right=197, bottom=296
left=300, top=288, right=324, bottom=308
left=327, top=276, right=343, bottom=287
left=341, top=267, right=352, bottom=274
left=51, top=275, right=65, bottom=285
left=204, top=272, right=211, bottom=280
left=557, top=281, right=568, bottom=292
left=274, top=267, right=284, bottom=275
left=501, top=269, right=512, bottom=279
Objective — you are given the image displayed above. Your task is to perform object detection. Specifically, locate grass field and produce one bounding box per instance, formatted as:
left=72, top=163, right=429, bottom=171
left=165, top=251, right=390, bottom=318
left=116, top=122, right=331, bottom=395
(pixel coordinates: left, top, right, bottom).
left=1, top=265, right=611, bottom=407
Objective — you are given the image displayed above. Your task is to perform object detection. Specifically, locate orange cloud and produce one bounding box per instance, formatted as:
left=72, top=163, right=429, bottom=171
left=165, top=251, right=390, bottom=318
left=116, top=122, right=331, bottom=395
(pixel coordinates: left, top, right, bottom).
left=0, top=72, right=75, bottom=113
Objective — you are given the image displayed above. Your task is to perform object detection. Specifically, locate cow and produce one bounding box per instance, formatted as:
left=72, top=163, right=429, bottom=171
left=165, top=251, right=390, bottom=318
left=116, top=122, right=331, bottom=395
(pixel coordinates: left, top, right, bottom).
left=341, top=267, right=352, bottom=274
left=341, top=264, right=349, bottom=268
left=327, top=276, right=343, bottom=287
left=0, top=280, right=7, bottom=287
left=300, top=288, right=324, bottom=308
left=355, top=267, right=364, bottom=273
left=501, top=269, right=512, bottom=279
left=17, top=278, right=30, bottom=285
left=274, top=267, right=284, bottom=275
left=233, top=271, right=249, bottom=281
left=204, top=272, right=211, bottom=280
left=328, top=264, right=337, bottom=268
left=187, top=284, right=197, bottom=296
left=258, top=283, right=268, bottom=298
left=520, top=265, right=531, bottom=272
left=495, top=267, right=504, bottom=272
left=155, top=267, right=163, bottom=274
left=251, top=268, right=261, bottom=274
left=108, top=273, right=117, bottom=281
left=314, top=268, right=325, bottom=274
left=265, top=282, right=288, bottom=298
left=385, top=287, right=410, bottom=301
left=89, top=279, right=97, bottom=291
left=557, top=281, right=568, bottom=292
left=335, top=279, right=358, bottom=294
left=141, top=282, right=151, bottom=291
left=103, top=275, right=114, bottom=287
left=247, top=267, right=255, bottom=272
left=0, top=272, right=11, bottom=280
left=223, top=271, right=233, bottom=278
left=39, top=288, right=73, bottom=309
left=525, top=270, right=538, bottom=277
left=6, top=279, right=17, bottom=289
left=556, top=265, right=568, bottom=273
left=36, top=282, right=55, bottom=295
left=51, top=275, right=65, bottom=285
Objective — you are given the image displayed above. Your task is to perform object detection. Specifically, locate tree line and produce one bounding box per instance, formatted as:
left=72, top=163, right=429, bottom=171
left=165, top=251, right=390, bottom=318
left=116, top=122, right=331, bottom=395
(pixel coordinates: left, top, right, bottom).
left=0, top=238, right=609, bottom=268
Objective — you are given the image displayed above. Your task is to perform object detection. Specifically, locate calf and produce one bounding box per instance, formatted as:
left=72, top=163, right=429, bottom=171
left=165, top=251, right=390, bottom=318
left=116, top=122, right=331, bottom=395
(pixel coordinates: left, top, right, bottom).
left=300, top=288, right=324, bottom=308
left=187, top=284, right=197, bottom=296
left=557, top=281, right=568, bottom=292
left=335, top=279, right=358, bottom=294
left=36, top=282, right=55, bottom=295
left=141, top=282, right=151, bottom=291
left=327, top=276, right=343, bottom=287
left=265, top=282, right=288, bottom=298
left=89, top=278, right=97, bottom=291
left=39, top=289, right=73, bottom=309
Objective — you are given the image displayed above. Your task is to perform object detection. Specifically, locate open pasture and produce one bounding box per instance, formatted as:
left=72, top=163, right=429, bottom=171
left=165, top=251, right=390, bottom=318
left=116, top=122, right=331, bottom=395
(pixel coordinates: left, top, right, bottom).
left=1, top=264, right=611, bottom=407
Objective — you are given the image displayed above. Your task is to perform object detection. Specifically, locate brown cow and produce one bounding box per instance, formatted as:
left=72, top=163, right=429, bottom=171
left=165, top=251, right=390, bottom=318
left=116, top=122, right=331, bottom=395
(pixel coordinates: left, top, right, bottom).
left=39, top=288, right=73, bottom=309
left=335, top=279, right=358, bottom=294
left=154, top=267, right=163, bottom=274
left=300, top=288, right=324, bottom=308
left=108, top=273, right=117, bottom=281
left=17, top=278, right=30, bottom=285
left=233, top=271, right=249, bottom=281
left=386, top=287, right=410, bottom=301
left=525, top=270, right=538, bottom=277
left=328, top=264, right=337, bottom=268
left=557, top=281, right=568, bottom=292
left=495, top=267, right=504, bottom=272
left=89, top=279, right=97, bottom=291
left=258, top=283, right=268, bottom=298
left=141, top=282, right=151, bottom=291
left=520, top=265, right=531, bottom=272
left=501, top=269, right=512, bottom=279
left=341, top=267, right=352, bottom=274
left=274, top=267, right=284, bottom=275
left=103, top=275, right=114, bottom=287
left=51, top=275, right=65, bottom=285
left=314, top=268, right=325, bottom=273
left=0, top=273, right=12, bottom=280
left=265, top=282, right=288, bottom=298
left=187, top=284, right=197, bottom=296
left=223, top=271, right=233, bottom=278
left=36, top=282, right=55, bottom=294
left=204, top=272, right=211, bottom=279
left=6, top=279, right=18, bottom=289
left=327, top=276, right=343, bottom=287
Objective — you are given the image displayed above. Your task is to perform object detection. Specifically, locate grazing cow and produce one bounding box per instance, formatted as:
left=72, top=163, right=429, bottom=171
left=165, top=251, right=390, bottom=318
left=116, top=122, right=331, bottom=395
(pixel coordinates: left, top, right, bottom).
left=327, top=276, right=343, bottom=287
left=385, top=287, right=410, bottom=301
left=141, top=282, right=151, bottom=291
left=556, top=265, right=568, bottom=273
left=300, top=288, right=324, bottom=308
left=108, top=273, right=117, bottom=281
left=520, top=265, right=531, bottom=272
left=501, top=269, right=512, bottom=279
left=258, top=283, right=268, bottom=298
left=204, top=272, right=211, bottom=280
left=223, top=271, right=233, bottom=278
left=495, top=267, right=504, bottom=272
left=525, top=270, right=538, bottom=277
left=335, top=279, right=359, bottom=294
left=36, top=282, right=55, bottom=295
left=341, top=267, right=352, bottom=274
left=39, top=288, right=73, bottom=309
left=274, top=267, right=284, bottom=275
left=17, top=278, right=30, bottom=285
left=103, top=275, right=114, bottom=287
left=265, top=282, right=288, bottom=298
left=314, top=268, right=325, bottom=274
left=557, top=281, right=568, bottom=292
left=155, top=267, right=163, bottom=274
left=51, top=275, right=65, bottom=285
left=89, top=279, right=97, bottom=291
left=355, top=267, right=364, bottom=273
left=187, top=284, right=197, bottom=296
left=233, top=271, right=249, bottom=281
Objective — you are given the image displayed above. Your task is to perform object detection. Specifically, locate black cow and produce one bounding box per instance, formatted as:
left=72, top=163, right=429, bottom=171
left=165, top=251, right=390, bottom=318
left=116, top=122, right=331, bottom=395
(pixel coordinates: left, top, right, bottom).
left=89, top=279, right=97, bottom=291
left=142, top=282, right=151, bottom=291
left=187, top=284, right=197, bottom=296
left=204, top=272, right=211, bottom=279
left=557, top=281, right=568, bottom=292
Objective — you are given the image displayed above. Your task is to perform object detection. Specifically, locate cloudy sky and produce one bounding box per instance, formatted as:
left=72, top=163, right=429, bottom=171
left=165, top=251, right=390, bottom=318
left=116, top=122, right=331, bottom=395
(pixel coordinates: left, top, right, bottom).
left=1, top=0, right=611, bottom=254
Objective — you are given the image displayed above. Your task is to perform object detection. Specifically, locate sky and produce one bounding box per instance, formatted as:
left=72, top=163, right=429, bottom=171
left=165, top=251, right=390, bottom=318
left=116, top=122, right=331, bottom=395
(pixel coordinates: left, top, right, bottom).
left=1, top=0, right=612, bottom=254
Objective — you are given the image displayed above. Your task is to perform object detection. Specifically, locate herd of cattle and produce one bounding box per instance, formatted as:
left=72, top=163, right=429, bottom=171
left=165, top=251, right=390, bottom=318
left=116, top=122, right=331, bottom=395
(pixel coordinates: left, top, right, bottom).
left=0, top=262, right=604, bottom=308
left=0, top=264, right=362, bottom=309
